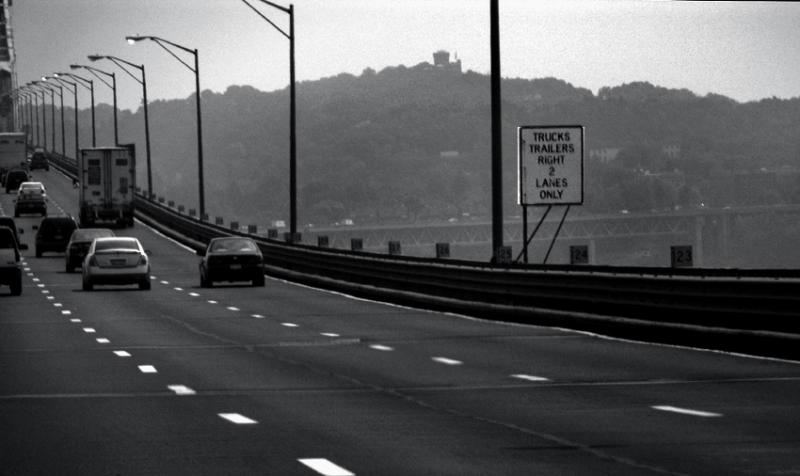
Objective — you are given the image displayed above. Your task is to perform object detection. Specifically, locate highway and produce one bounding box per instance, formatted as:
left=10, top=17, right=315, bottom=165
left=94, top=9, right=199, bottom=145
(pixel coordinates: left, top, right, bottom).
left=1, top=169, right=800, bottom=475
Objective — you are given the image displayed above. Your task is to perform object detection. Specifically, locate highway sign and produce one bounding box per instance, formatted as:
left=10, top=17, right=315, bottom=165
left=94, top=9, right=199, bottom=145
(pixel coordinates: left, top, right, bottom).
left=518, top=125, right=584, bottom=206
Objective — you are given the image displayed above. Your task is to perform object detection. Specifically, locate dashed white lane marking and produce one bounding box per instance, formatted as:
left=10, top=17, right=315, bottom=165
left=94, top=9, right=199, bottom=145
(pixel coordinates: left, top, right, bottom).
left=298, top=458, right=355, bottom=476
left=252, top=314, right=265, bottom=319
left=82, top=327, right=96, bottom=333
left=70, top=318, right=81, bottom=323
left=370, top=344, right=394, bottom=351
left=168, top=385, right=196, bottom=396
left=26, top=272, right=33, bottom=276
left=46, top=296, right=54, bottom=300
left=138, top=365, right=158, bottom=374
left=160, top=280, right=169, bottom=285
left=96, top=338, right=110, bottom=344
left=321, top=333, right=340, bottom=337
left=32, top=277, right=40, bottom=282
left=432, top=357, right=463, bottom=366
left=189, top=292, right=200, bottom=297
left=227, top=306, right=240, bottom=311
left=41, top=290, right=49, bottom=294
left=207, top=300, right=218, bottom=304
left=282, top=322, right=299, bottom=328
left=150, top=276, right=157, bottom=280
left=54, top=303, right=62, bottom=307
left=173, top=287, right=183, bottom=291
left=218, top=413, right=258, bottom=425
left=512, top=374, right=550, bottom=382
left=24, top=267, right=30, bottom=271
left=114, top=351, right=131, bottom=357
left=652, top=406, right=722, bottom=418
left=37, top=284, right=45, bottom=288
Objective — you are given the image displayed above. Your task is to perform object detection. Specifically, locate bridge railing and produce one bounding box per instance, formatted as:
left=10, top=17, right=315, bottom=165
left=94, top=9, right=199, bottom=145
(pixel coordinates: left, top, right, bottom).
left=49, top=152, right=800, bottom=360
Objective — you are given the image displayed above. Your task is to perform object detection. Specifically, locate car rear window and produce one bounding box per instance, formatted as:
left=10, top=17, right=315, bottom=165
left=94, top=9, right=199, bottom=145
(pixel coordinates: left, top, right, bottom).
left=211, top=239, right=257, bottom=252
left=95, top=238, right=138, bottom=251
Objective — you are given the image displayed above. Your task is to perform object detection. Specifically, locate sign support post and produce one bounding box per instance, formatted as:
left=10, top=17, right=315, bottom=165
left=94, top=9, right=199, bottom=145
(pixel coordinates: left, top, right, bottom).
left=517, top=125, right=584, bottom=264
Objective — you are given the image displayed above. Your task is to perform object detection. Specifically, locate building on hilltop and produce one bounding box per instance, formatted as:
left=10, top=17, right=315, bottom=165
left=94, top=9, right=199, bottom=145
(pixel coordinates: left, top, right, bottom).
left=432, top=50, right=462, bottom=73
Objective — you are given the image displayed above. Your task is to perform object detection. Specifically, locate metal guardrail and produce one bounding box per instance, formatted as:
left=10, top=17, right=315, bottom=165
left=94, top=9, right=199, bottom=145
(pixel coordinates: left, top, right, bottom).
left=50, top=151, right=800, bottom=360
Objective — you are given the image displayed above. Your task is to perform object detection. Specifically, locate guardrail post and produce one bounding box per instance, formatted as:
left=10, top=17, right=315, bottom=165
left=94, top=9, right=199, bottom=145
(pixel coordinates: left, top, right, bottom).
left=267, top=229, right=278, bottom=239
left=230, top=221, right=239, bottom=231
left=494, top=246, right=512, bottom=264
left=215, top=217, right=224, bottom=226
left=351, top=238, right=363, bottom=251
left=318, top=236, right=329, bottom=248
left=284, top=232, right=301, bottom=244
left=158, top=196, right=165, bottom=204
left=167, top=200, right=175, bottom=208
left=436, top=242, right=450, bottom=259
left=189, top=209, right=197, bottom=218
left=247, top=224, right=258, bottom=234
left=178, top=205, right=185, bottom=213
left=388, top=241, right=401, bottom=256
left=201, top=213, right=209, bottom=222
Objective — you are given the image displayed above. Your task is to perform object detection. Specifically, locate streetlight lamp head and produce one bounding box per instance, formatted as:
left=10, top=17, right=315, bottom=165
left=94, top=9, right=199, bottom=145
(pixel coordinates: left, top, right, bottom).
left=88, top=54, right=103, bottom=61
left=126, top=35, right=146, bottom=44
left=69, top=64, right=81, bottom=70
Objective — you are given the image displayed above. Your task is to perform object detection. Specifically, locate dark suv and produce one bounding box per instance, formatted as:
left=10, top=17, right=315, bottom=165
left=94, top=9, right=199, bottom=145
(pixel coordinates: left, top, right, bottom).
left=35, top=216, right=78, bottom=257
left=0, top=225, right=23, bottom=295
left=29, top=151, right=49, bottom=171
left=5, top=168, right=29, bottom=193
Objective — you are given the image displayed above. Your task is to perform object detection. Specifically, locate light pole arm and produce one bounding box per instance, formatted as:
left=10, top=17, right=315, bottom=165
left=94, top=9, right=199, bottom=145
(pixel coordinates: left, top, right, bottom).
left=241, top=0, right=291, bottom=39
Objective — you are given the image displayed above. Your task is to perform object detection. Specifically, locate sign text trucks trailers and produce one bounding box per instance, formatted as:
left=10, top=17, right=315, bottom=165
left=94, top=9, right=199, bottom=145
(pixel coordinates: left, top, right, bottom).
left=78, top=145, right=136, bottom=227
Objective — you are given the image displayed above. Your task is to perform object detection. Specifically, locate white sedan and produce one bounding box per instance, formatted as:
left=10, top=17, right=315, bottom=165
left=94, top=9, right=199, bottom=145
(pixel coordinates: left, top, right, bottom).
left=82, top=237, right=151, bottom=291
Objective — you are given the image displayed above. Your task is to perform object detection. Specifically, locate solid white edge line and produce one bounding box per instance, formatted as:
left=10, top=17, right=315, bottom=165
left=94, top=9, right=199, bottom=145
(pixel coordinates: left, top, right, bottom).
left=652, top=405, right=722, bottom=417
left=298, top=458, right=355, bottom=476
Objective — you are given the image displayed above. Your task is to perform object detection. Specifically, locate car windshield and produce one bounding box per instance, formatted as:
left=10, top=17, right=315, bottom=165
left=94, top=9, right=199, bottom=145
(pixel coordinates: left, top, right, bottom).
left=211, top=239, right=257, bottom=252
left=95, top=238, right=139, bottom=251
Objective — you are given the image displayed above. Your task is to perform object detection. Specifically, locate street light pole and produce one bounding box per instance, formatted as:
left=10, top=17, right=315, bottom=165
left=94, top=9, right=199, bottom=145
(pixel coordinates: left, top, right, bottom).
left=490, top=0, right=504, bottom=261
left=126, top=35, right=205, bottom=218
left=71, top=64, right=118, bottom=146
left=240, top=0, right=298, bottom=238
left=38, top=80, right=65, bottom=157
left=89, top=54, right=153, bottom=198
left=56, top=72, right=95, bottom=147
left=34, top=81, right=56, bottom=153
left=48, top=76, right=79, bottom=161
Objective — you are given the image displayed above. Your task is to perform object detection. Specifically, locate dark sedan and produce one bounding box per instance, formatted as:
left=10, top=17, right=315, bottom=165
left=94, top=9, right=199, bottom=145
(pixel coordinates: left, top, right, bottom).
left=198, top=237, right=264, bottom=287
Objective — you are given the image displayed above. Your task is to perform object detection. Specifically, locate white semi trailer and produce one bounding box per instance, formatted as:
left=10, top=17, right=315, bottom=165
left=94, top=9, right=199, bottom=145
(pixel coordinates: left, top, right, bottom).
left=78, top=145, right=136, bottom=227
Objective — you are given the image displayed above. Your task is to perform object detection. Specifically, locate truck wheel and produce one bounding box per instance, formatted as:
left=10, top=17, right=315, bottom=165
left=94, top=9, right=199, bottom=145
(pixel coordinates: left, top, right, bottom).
left=139, top=279, right=151, bottom=291
left=36, top=247, right=42, bottom=258
left=252, top=274, right=265, bottom=287
left=200, top=270, right=211, bottom=288
left=82, top=277, right=93, bottom=291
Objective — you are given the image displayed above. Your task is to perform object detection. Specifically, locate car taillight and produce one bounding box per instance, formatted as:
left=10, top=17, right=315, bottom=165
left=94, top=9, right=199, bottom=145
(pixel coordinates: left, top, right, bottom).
left=88, top=256, right=98, bottom=267
left=138, top=255, right=148, bottom=266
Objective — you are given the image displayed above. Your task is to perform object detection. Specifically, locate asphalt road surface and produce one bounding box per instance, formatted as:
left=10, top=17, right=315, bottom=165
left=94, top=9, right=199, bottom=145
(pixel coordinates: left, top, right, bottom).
left=1, top=168, right=799, bottom=475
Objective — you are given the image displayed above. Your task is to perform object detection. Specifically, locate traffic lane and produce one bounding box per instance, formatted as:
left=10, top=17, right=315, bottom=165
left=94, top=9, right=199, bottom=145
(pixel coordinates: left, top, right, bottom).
left=405, top=379, right=800, bottom=475
left=0, top=388, right=651, bottom=475
left=250, top=316, right=800, bottom=390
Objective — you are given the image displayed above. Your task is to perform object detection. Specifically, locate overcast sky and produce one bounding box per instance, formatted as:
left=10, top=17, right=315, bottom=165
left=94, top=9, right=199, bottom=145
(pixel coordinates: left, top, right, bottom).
left=12, top=0, right=800, bottom=111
